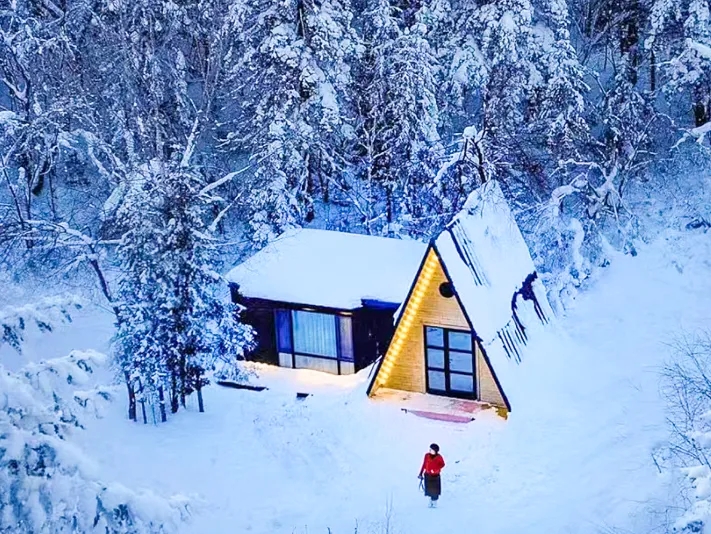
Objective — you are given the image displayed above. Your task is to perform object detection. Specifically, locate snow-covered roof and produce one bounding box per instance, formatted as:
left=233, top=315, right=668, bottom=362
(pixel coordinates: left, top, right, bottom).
left=434, top=180, right=552, bottom=398
left=226, top=229, right=427, bottom=310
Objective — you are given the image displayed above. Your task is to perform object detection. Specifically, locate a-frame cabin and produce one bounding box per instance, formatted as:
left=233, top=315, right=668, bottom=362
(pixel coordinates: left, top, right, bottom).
left=367, top=180, right=552, bottom=415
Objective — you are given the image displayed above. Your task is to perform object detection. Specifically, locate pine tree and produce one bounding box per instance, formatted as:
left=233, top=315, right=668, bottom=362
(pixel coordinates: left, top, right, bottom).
left=112, top=160, right=253, bottom=422
left=437, top=0, right=588, bottom=195
left=229, top=0, right=359, bottom=244
left=648, top=0, right=711, bottom=128
left=355, top=0, right=444, bottom=237
left=530, top=0, right=590, bottom=161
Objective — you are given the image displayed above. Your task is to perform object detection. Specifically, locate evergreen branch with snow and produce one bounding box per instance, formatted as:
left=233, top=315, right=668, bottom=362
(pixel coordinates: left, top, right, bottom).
left=0, top=295, right=83, bottom=353
left=0, top=350, right=190, bottom=533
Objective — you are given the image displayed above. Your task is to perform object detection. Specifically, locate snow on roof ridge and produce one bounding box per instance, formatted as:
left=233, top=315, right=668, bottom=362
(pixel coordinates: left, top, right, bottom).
left=434, top=179, right=552, bottom=393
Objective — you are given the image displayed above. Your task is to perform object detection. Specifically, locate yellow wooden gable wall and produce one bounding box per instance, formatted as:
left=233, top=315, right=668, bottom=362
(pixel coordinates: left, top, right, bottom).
left=370, top=247, right=507, bottom=408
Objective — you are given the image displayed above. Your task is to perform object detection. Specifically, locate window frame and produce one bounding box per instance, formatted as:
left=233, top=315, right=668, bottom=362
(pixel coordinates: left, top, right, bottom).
left=274, top=307, right=354, bottom=374
left=424, top=326, right=477, bottom=399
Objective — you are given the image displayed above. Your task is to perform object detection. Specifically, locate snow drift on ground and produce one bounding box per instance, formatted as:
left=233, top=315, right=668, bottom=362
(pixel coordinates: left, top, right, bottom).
left=9, top=227, right=711, bottom=534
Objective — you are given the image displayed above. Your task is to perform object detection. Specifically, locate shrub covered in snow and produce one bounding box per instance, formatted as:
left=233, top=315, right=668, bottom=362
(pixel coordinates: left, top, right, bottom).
left=1, top=317, right=190, bottom=533
left=0, top=295, right=83, bottom=353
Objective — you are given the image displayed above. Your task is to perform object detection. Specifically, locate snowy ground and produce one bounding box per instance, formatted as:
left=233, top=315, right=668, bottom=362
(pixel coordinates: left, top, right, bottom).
left=11, top=228, right=711, bottom=534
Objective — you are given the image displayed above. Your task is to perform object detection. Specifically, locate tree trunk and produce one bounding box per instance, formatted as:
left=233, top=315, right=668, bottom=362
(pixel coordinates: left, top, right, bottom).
left=385, top=184, right=393, bottom=227
left=158, top=386, right=167, bottom=423
left=693, top=86, right=709, bottom=128
left=621, top=0, right=639, bottom=85
left=197, top=385, right=204, bottom=413
left=124, top=371, right=136, bottom=421
left=171, top=374, right=179, bottom=414
left=180, top=353, right=187, bottom=409
left=137, top=378, right=148, bottom=424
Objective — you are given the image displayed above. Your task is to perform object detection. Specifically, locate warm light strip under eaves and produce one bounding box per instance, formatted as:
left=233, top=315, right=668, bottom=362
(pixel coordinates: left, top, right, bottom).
left=375, top=251, right=438, bottom=389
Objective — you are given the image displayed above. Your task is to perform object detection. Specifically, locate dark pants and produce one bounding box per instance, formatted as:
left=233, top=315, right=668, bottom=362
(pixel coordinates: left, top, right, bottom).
left=424, top=474, right=441, bottom=500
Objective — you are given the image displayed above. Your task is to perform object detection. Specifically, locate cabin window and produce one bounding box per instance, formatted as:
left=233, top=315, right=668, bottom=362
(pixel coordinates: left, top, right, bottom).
left=274, top=309, right=354, bottom=374
left=275, top=309, right=293, bottom=353
left=424, top=326, right=477, bottom=398
left=293, top=310, right=338, bottom=358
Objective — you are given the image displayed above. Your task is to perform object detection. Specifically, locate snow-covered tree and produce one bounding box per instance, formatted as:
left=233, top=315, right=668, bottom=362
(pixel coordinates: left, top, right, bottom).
left=436, top=0, right=588, bottom=191
left=648, top=0, right=711, bottom=129
left=529, top=0, right=590, bottom=161
left=659, top=331, right=711, bottom=532
left=112, top=160, right=253, bottom=422
left=0, top=301, right=189, bottom=533
left=0, top=0, right=105, bottom=233
left=228, top=0, right=359, bottom=244
left=354, top=0, right=444, bottom=237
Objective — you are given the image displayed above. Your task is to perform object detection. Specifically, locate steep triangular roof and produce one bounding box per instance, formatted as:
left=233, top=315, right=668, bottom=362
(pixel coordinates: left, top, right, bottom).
left=367, top=180, right=552, bottom=410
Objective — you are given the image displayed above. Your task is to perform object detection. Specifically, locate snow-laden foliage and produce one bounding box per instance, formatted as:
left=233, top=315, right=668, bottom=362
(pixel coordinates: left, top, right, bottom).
left=0, top=296, right=83, bottom=352
left=0, top=350, right=189, bottom=533
left=648, top=0, right=711, bottom=129
left=354, top=0, right=444, bottom=238
left=3, top=0, right=709, bottom=311
left=112, top=160, right=254, bottom=420
left=229, top=0, right=360, bottom=244
left=438, top=0, right=588, bottom=162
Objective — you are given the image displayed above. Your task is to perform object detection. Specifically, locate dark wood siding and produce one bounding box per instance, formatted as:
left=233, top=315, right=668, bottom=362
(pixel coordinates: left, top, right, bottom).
left=232, top=288, right=279, bottom=366
left=352, top=307, right=398, bottom=372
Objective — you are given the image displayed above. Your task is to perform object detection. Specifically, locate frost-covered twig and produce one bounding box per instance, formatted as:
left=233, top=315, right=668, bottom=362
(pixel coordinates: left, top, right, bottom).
left=661, top=331, right=711, bottom=531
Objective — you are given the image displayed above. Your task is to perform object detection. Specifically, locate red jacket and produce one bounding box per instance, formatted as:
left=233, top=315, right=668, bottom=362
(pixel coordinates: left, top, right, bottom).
left=419, top=453, right=445, bottom=477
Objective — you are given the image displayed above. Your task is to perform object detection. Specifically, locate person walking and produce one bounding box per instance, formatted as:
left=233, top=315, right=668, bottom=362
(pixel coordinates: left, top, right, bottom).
left=418, top=443, right=445, bottom=507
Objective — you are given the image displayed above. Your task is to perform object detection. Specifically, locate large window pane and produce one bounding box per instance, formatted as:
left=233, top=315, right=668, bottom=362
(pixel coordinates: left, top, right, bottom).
left=426, top=348, right=445, bottom=369
left=275, top=309, right=293, bottom=352
left=449, top=331, right=472, bottom=352
left=449, top=351, right=473, bottom=373
left=449, top=373, right=474, bottom=393
left=428, top=370, right=446, bottom=391
left=425, top=326, right=445, bottom=347
left=293, top=310, right=338, bottom=358
left=338, top=316, right=354, bottom=362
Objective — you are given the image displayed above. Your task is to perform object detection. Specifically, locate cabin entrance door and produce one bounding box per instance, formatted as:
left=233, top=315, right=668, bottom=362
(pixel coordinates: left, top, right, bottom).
left=424, top=326, right=477, bottom=399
